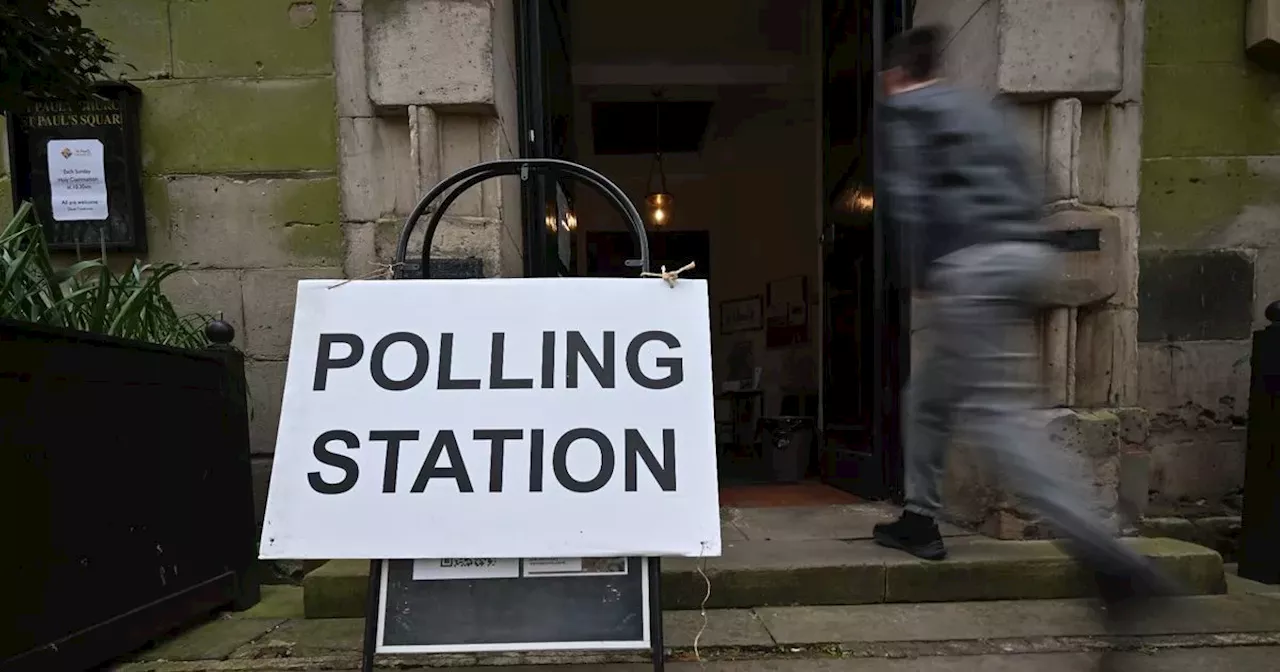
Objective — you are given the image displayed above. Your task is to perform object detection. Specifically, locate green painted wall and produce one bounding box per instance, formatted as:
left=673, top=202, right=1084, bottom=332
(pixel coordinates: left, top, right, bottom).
left=1141, top=0, right=1280, bottom=250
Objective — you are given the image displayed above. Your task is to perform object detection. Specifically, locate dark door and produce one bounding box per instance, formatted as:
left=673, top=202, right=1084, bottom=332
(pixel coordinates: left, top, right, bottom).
left=819, top=0, right=911, bottom=501
left=516, top=0, right=575, bottom=277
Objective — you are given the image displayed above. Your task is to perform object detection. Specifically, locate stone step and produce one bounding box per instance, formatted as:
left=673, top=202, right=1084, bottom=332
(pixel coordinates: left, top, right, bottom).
left=301, top=535, right=1225, bottom=619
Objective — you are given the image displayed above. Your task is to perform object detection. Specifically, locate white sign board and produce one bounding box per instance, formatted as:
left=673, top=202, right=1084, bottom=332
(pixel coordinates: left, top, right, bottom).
left=46, top=138, right=109, bottom=221
left=260, top=278, right=722, bottom=560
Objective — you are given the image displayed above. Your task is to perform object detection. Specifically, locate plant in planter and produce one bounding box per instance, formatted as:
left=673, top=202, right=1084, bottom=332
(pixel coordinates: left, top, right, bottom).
left=0, top=202, right=212, bottom=348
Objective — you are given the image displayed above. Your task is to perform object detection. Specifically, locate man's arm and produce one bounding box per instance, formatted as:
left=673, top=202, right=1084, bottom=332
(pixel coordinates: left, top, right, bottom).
left=881, top=111, right=930, bottom=288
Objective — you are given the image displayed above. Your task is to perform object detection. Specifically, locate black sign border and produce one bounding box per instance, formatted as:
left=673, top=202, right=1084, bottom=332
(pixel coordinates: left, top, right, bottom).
left=5, top=81, right=147, bottom=253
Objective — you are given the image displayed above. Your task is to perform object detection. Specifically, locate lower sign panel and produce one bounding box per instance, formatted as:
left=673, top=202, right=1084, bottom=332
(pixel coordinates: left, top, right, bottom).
left=376, top=557, right=650, bottom=653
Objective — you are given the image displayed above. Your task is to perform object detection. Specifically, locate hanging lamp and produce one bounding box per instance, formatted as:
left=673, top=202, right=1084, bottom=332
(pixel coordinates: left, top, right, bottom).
left=644, top=91, right=672, bottom=227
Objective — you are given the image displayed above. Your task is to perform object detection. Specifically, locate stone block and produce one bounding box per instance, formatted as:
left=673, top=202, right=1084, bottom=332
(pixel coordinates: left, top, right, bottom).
left=375, top=216, right=502, bottom=268
left=303, top=559, right=370, bottom=618
left=940, top=0, right=999, bottom=93
left=0, top=177, right=11, bottom=221
left=1144, top=64, right=1280, bottom=158
left=246, top=359, right=287, bottom=455
left=1253, top=246, right=1280, bottom=327
left=77, top=0, right=171, bottom=78
left=1075, top=306, right=1139, bottom=407
left=997, top=0, right=1124, bottom=100
left=1036, top=206, right=1123, bottom=308
left=171, top=0, right=332, bottom=78
left=242, top=267, right=343, bottom=360
left=1138, top=340, right=1251, bottom=419
left=135, top=79, right=338, bottom=174
left=1247, top=0, right=1280, bottom=68
left=149, top=176, right=342, bottom=269
left=338, top=116, right=416, bottom=222
left=132, top=617, right=284, bottom=662
left=1104, top=105, right=1142, bottom=207
left=1148, top=0, right=1247, bottom=66
left=341, top=221, right=379, bottom=279
left=1044, top=98, right=1081, bottom=202
left=1138, top=249, right=1255, bottom=342
left=333, top=10, right=374, bottom=117
left=1139, top=157, right=1280, bottom=250
left=1118, top=449, right=1151, bottom=523
left=1149, top=426, right=1248, bottom=504
left=365, top=0, right=496, bottom=108
left=1109, top=208, right=1139, bottom=309
left=160, top=269, right=245, bottom=348
left=1116, top=0, right=1145, bottom=103
left=1115, top=407, right=1151, bottom=446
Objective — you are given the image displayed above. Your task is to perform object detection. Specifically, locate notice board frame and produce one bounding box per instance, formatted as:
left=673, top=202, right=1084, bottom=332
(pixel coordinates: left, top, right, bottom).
left=5, top=81, right=147, bottom=253
left=361, top=557, right=664, bottom=667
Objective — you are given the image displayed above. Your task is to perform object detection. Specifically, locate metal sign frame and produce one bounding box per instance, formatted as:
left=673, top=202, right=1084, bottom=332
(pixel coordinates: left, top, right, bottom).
left=364, top=157, right=662, bottom=672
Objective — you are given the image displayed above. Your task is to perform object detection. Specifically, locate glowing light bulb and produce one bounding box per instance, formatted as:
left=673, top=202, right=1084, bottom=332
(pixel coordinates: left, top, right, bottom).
left=652, top=208, right=666, bottom=224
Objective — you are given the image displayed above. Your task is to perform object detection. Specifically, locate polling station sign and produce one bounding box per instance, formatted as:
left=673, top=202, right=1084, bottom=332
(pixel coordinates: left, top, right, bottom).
left=259, top=278, right=722, bottom=560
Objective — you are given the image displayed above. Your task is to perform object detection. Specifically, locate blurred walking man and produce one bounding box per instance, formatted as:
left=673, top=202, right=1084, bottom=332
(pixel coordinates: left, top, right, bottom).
left=870, top=25, right=1176, bottom=659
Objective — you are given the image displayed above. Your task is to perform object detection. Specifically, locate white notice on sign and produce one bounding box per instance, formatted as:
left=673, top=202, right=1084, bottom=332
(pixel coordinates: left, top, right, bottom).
left=259, top=278, right=722, bottom=560
left=46, top=139, right=109, bottom=221
left=412, top=558, right=520, bottom=581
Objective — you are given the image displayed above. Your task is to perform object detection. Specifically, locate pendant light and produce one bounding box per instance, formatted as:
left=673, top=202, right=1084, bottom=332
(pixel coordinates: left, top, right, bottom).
left=645, top=90, right=672, bottom=227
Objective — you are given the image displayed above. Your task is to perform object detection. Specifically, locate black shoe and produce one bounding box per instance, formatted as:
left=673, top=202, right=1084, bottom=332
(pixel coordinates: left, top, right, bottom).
left=873, top=511, right=947, bottom=560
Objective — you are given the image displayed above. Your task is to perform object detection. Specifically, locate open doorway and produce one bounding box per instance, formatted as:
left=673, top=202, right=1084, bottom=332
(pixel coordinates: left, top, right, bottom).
left=516, top=0, right=910, bottom=505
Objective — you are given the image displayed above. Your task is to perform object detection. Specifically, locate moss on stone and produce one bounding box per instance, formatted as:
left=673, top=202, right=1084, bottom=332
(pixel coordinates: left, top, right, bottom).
left=1140, top=157, right=1280, bottom=249
left=274, top=177, right=342, bottom=259
left=170, top=0, right=333, bottom=78
left=77, top=0, right=171, bottom=79
left=0, top=177, right=12, bottom=221
left=1144, top=64, right=1280, bottom=159
left=1146, top=0, right=1246, bottom=66
left=135, top=78, right=337, bottom=174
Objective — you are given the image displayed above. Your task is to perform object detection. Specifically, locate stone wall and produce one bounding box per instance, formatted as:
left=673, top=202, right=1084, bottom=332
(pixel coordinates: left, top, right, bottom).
left=1137, top=0, right=1280, bottom=516
left=0, top=0, right=341, bottom=521
left=914, top=0, right=1147, bottom=538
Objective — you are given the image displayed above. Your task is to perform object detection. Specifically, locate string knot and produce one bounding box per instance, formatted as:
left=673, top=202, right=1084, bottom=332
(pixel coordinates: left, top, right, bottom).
left=640, top=261, right=696, bottom=288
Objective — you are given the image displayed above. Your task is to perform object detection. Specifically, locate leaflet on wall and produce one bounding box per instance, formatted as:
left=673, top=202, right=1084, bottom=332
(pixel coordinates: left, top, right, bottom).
left=46, top=139, right=109, bottom=221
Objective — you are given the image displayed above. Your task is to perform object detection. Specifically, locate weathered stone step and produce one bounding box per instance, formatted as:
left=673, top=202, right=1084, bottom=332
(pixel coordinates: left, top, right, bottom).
left=119, top=589, right=1280, bottom=671
left=301, top=536, right=1224, bottom=619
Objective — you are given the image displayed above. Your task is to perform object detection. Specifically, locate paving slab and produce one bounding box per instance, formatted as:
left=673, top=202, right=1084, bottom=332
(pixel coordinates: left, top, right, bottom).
left=755, top=594, right=1280, bottom=645
left=132, top=617, right=283, bottom=662
left=233, top=585, right=304, bottom=620
left=662, top=609, right=774, bottom=648
left=234, top=618, right=364, bottom=658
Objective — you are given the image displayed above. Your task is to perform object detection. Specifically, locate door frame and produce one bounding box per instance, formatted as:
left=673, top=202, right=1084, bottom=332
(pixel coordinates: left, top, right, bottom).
left=815, top=0, right=912, bottom=502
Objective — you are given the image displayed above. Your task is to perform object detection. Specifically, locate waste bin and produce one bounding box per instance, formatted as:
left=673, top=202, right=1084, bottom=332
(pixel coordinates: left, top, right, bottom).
left=759, top=416, right=814, bottom=483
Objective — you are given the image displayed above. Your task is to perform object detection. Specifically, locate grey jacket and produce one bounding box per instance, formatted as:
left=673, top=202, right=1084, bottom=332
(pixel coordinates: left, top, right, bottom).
left=880, top=83, right=1044, bottom=289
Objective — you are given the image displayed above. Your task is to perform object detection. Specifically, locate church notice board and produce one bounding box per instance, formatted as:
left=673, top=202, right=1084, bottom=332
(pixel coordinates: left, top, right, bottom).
left=259, top=277, right=722, bottom=657
left=5, top=82, right=146, bottom=252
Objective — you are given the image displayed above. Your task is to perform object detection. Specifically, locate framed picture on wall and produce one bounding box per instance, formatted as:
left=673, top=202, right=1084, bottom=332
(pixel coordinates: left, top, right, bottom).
left=720, top=296, right=763, bottom=334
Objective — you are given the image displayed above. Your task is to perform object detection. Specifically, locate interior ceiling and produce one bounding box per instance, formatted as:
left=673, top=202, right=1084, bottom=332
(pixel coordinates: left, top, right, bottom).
left=569, top=0, right=811, bottom=73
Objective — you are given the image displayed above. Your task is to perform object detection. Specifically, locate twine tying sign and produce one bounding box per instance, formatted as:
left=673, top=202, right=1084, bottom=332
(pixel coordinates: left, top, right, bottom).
left=326, top=261, right=404, bottom=290
left=640, top=261, right=697, bottom=288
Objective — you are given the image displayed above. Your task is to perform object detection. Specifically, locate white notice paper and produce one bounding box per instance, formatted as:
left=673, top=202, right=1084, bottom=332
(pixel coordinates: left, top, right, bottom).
left=259, top=277, right=722, bottom=560
left=47, top=139, right=109, bottom=221
left=412, top=558, right=520, bottom=581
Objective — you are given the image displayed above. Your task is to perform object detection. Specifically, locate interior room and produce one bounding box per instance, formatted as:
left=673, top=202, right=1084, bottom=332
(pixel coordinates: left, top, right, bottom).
left=526, top=0, right=891, bottom=501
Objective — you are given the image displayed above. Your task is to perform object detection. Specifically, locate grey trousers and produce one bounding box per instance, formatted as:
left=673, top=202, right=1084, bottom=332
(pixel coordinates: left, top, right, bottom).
left=903, top=242, right=1154, bottom=576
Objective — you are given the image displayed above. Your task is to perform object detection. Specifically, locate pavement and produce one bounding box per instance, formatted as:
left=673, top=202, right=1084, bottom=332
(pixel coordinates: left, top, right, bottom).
left=108, top=573, right=1280, bottom=672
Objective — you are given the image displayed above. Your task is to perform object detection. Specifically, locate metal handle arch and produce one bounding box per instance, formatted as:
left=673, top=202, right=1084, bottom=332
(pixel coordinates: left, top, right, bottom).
left=394, top=158, right=651, bottom=277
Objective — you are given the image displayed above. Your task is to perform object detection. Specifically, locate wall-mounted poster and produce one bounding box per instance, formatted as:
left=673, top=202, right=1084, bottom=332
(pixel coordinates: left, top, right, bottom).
left=719, top=296, right=762, bottom=334
left=766, top=275, right=809, bottom=349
